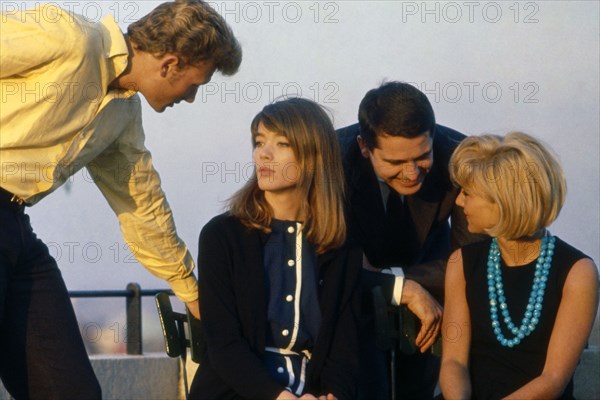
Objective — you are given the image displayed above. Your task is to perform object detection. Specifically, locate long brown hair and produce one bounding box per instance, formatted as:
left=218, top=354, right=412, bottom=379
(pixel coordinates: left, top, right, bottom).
left=229, top=98, right=346, bottom=254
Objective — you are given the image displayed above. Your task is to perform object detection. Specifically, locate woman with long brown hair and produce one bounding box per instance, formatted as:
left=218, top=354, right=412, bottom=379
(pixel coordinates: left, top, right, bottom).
left=189, top=98, right=361, bottom=400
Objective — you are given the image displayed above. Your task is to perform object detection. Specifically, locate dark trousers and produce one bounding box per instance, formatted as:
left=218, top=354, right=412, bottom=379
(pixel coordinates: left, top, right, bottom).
left=0, top=201, right=101, bottom=399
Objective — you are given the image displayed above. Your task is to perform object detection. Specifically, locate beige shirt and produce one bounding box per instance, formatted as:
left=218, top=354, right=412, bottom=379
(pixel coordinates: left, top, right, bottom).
left=0, top=5, right=198, bottom=302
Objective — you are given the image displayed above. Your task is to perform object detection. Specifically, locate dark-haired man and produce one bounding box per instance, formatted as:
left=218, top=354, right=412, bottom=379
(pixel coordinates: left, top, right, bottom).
left=338, top=81, right=481, bottom=399
left=0, top=1, right=241, bottom=398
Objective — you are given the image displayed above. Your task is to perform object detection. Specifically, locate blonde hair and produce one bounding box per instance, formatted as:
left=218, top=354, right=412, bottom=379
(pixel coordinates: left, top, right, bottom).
left=450, top=132, right=566, bottom=239
left=127, top=0, right=241, bottom=74
left=229, top=98, right=346, bottom=254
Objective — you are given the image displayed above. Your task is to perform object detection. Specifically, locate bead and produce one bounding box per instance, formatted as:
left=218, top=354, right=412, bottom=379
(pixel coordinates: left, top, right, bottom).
left=486, top=236, right=554, bottom=348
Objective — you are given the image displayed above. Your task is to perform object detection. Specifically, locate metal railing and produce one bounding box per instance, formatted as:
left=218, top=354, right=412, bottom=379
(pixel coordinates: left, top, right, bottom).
left=69, top=283, right=173, bottom=355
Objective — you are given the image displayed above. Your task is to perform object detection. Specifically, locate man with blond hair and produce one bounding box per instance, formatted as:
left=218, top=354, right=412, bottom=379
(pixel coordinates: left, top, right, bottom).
left=0, top=1, right=241, bottom=397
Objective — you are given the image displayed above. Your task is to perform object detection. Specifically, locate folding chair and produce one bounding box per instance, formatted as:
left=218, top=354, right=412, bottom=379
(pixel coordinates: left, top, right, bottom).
left=372, top=286, right=442, bottom=400
left=155, top=292, right=203, bottom=400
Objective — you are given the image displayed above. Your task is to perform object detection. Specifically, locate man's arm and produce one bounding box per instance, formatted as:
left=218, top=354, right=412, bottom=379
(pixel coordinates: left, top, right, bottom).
left=88, top=100, right=198, bottom=312
left=361, top=256, right=442, bottom=353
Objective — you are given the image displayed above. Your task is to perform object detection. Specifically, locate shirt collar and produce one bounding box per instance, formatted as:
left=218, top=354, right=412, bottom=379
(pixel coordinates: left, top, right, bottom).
left=98, top=15, right=132, bottom=92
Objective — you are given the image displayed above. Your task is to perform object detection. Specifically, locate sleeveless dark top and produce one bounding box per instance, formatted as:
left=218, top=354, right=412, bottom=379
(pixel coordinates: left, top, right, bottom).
left=462, top=237, right=588, bottom=400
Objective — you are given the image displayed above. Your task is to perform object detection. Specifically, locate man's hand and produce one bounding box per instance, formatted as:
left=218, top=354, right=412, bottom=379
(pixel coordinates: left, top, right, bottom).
left=401, top=280, right=442, bottom=352
left=186, top=299, right=200, bottom=320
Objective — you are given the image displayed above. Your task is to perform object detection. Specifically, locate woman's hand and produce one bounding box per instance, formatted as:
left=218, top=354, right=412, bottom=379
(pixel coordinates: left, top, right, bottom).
left=276, top=390, right=299, bottom=399
left=317, top=394, right=337, bottom=400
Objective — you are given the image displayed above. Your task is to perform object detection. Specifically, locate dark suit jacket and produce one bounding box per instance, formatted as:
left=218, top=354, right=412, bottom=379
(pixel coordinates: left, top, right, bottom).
left=337, top=123, right=481, bottom=302
left=189, top=213, right=362, bottom=400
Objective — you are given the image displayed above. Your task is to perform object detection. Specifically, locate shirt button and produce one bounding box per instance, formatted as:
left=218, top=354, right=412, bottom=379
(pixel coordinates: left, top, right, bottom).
left=286, top=295, right=293, bottom=302
left=287, top=259, right=295, bottom=267
left=282, top=329, right=289, bottom=337
left=287, top=226, right=295, bottom=234
left=277, top=367, right=284, bottom=374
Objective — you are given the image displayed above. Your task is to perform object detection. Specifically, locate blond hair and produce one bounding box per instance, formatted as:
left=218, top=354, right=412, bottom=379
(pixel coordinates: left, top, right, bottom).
left=450, top=132, right=566, bottom=239
left=229, top=98, right=346, bottom=254
left=127, top=0, right=241, bottom=74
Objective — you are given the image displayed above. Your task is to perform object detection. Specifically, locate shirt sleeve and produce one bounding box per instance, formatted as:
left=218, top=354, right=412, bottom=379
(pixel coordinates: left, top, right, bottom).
left=88, top=97, right=198, bottom=303
left=0, top=5, right=76, bottom=79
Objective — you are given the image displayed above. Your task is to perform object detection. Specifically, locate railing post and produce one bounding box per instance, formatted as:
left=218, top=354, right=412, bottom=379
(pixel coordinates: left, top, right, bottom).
left=126, top=282, right=142, bottom=355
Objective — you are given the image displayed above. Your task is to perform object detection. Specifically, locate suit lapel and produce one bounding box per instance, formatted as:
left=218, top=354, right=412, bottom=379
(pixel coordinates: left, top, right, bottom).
left=349, top=154, right=387, bottom=246
left=408, top=161, right=447, bottom=247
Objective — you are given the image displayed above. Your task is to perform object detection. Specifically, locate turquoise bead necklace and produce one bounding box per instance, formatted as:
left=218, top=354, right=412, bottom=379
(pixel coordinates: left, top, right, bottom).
left=487, top=234, right=556, bottom=348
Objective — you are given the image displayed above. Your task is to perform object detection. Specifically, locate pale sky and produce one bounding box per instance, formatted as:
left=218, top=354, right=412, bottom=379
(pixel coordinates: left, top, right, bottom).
left=8, top=1, right=598, bottom=300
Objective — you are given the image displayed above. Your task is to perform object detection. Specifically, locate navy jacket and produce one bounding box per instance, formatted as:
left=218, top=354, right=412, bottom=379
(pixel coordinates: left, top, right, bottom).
left=337, top=123, right=481, bottom=301
left=189, top=213, right=362, bottom=400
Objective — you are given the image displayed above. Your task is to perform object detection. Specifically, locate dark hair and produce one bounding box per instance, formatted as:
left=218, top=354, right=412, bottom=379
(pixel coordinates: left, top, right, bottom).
left=127, top=0, right=241, bottom=75
left=358, top=81, right=436, bottom=149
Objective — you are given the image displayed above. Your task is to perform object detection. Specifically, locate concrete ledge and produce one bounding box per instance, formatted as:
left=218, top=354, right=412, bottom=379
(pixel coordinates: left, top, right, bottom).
left=0, top=353, right=181, bottom=400
left=91, top=353, right=180, bottom=400
left=0, top=349, right=597, bottom=399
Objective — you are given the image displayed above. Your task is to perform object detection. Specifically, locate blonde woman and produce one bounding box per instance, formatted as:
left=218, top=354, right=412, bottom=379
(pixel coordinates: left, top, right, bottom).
left=189, top=98, right=361, bottom=400
left=440, top=132, right=598, bottom=399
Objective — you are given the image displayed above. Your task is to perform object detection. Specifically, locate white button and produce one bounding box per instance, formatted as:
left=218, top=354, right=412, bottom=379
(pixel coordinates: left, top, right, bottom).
left=287, top=226, right=294, bottom=233
left=286, top=295, right=293, bottom=302
left=277, top=367, right=284, bottom=373
left=282, top=329, right=289, bottom=337
left=287, top=259, right=295, bottom=267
